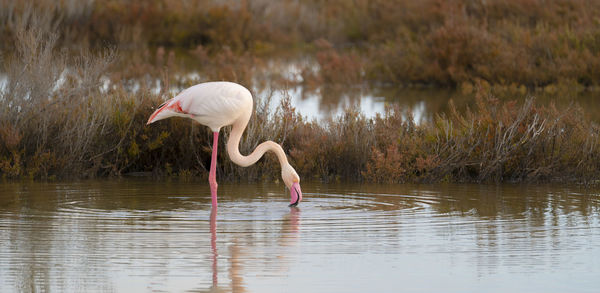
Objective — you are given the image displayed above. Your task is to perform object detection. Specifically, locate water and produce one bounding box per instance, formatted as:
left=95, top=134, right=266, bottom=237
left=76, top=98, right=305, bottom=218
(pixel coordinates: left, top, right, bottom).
left=168, top=55, right=600, bottom=122
left=1, top=180, right=599, bottom=292
left=260, top=81, right=600, bottom=122
left=3, top=51, right=600, bottom=122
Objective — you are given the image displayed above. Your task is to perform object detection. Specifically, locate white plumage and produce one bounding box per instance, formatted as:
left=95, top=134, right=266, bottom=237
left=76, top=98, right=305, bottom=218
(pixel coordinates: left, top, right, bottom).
left=152, top=81, right=253, bottom=132
left=146, top=81, right=303, bottom=208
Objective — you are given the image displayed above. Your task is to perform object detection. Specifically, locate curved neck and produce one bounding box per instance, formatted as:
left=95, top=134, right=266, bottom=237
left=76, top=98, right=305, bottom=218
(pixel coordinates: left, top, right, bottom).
left=226, top=117, right=289, bottom=168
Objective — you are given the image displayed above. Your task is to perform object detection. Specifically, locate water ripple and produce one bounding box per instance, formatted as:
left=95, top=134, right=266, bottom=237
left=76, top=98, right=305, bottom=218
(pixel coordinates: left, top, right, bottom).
left=1, top=181, right=599, bottom=292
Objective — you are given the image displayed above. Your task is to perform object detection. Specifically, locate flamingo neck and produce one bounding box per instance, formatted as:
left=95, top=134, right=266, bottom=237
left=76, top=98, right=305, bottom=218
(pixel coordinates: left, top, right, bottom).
left=226, top=117, right=289, bottom=168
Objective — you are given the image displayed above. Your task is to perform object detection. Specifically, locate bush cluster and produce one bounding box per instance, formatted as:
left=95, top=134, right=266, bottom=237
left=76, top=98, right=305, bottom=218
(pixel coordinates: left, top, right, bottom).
left=2, top=0, right=600, bottom=87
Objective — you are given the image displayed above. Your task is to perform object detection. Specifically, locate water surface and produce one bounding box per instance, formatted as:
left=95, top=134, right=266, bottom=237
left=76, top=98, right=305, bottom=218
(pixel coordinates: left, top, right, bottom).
left=1, top=180, right=599, bottom=292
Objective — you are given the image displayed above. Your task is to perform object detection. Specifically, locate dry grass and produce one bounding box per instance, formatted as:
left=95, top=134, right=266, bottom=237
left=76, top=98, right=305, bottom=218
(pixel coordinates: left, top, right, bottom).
left=453, top=97, right=598, bottom=183
left=0, top=23, right=114, bottom=177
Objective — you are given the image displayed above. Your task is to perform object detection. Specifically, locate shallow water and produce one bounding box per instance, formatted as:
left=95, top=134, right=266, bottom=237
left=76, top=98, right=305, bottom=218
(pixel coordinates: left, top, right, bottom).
left=1, top=180, right=599, bottom=292
left=196, top=58, right=600, bottom=122
left=4, top=53, right=600, bottom=123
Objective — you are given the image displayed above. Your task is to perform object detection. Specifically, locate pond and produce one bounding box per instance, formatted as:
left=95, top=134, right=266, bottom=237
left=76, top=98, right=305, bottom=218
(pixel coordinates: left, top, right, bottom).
left=167, top=55, right=600, bottom=122
left=1, top=180, right=599, bottom=292
left=179, top=56, right=600, bottom=122
left=264, top=85, right=600, bottom=123
left=3, top=53, right=600, bottom=123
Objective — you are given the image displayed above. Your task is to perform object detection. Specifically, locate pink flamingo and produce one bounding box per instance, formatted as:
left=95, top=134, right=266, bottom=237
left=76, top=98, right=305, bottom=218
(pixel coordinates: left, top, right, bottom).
left=146, top=81, right=302, bottom=208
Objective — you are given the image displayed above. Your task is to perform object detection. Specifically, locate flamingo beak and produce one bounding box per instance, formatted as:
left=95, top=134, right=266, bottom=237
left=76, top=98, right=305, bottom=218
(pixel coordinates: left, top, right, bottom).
left=147, top=101, right=171, bottom=125
left=289, top=182, right=303, bottom=207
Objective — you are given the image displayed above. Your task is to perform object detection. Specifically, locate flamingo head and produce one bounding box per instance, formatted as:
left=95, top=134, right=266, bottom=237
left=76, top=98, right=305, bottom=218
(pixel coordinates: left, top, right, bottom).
left=282, top=163, right=302, bottom=207
left=146, top=99, right=185, bottom=125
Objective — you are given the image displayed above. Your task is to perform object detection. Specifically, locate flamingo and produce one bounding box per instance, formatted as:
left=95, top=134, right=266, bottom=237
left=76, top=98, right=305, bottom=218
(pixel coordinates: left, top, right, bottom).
left=146, top=81, right=302, bottom=208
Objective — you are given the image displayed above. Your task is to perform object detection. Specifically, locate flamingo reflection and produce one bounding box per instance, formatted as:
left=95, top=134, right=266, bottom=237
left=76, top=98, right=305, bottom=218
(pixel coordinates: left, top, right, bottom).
left=208, top=207, right=301, bottom=292
left=210, top=208, right=218, bottom=289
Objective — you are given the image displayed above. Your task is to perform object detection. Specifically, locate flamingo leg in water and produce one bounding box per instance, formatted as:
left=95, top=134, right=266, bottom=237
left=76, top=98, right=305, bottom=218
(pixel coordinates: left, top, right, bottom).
left=209, top=131, right=219, bottom=208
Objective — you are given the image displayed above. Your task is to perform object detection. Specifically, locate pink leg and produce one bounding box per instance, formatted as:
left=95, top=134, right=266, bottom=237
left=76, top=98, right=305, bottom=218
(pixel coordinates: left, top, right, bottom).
left=209, top=131, right=219, bottom=208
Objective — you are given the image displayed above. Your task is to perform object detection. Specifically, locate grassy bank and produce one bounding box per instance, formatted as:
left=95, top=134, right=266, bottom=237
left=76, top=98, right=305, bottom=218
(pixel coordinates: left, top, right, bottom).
left=2, top=80, right=599, bottom=184
left=2, top=0, right=600, bottom=88
left=1, top=27, right=599, bottom=184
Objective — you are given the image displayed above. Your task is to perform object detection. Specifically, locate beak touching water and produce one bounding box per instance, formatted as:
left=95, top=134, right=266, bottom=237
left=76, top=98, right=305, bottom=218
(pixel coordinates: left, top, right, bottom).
left=289, top=182, right=303, bottom=207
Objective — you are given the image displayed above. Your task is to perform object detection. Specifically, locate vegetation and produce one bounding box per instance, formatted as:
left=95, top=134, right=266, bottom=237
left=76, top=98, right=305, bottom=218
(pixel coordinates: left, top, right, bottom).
left=2, top=0, right=600, bottom=87
left=1, top=0, right=599, bottom=184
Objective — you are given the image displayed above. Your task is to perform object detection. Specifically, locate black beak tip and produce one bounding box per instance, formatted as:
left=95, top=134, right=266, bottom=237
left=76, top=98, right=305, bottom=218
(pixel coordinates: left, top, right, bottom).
left=288, top=186, right=301, bottom=207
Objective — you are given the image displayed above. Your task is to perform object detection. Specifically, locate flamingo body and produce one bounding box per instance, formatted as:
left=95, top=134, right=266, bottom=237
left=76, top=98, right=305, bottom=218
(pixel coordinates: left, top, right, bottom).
left=178, top=82, right=252, bottom=131
left=149, top=82, right=252, bottom=132
left=147, top=81, right=302, bottom=208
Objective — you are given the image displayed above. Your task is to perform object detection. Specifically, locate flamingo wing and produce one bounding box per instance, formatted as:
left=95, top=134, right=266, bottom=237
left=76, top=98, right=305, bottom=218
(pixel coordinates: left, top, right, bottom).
left=174, top=82, right=253, bottom=131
